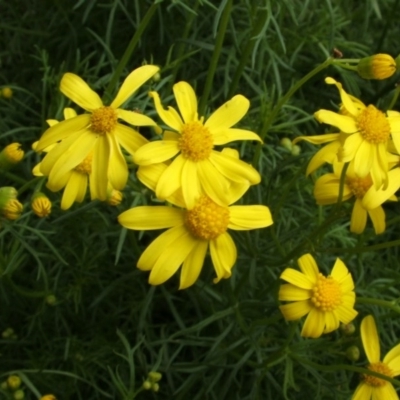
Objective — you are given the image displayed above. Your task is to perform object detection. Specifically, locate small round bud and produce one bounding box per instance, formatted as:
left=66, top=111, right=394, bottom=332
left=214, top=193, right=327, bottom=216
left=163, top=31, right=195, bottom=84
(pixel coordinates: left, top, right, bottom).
left=152, top=72, right=161, bottom=82
left=148, top=371, right=162, bottom=382
left=31, top=193, right=51, bottom=218
left=346, top=345, right=360, bottom=361
left=13, top=389, right=25, bottom=400
left=142, top=380, right=152, bottom=390
left=2, top=199, right=23, bottom=220
left=291, top=144, right=301, bottom=156
left=1, top=380, right=8, bottom=390
left=152, top=383, right=160, bottom=392
left=7, top=375, right=21, bottom=390
left=280, top=138, right=293, bottom=151
left=340, top=322, right=356, bottom=336
left=45, top=294, right=57, bottom=306
left=358, top=54, right=396, bottom=80
left=106, top=189, right=123, bottom=206
left=2, top=327, right=14, bottom=338
left=40, top=395, right=57, bottom=400
left=0, top=143, right=24, bottom=169
left=2, top=87, right=13, bottom=99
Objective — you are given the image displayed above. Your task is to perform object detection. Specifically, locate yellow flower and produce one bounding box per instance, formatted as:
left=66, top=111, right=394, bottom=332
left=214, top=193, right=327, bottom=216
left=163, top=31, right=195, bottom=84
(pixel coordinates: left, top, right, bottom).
left=279, top=253, right=357, bottom=338
left=40, top=395, right=57, bottom=400
left=1, top=87, right=13, bottom=99
left=118, top=168, right=273, bottom=289
left=352, top=315, right=400, bottom=400
left=106, top=187, right=123, bottom=206
left=133, top=81, right=262, bottom=209
left=357, top=54, right=397, bottom=80
left=31, top=193, right=52, bottom=217
left=2, top=199, right=23, bottom=220
left=35, top=65, right=159, bottom=200
left=314, top=160, right=400, bottom=234
left=312, top=77, right=400, bottom=189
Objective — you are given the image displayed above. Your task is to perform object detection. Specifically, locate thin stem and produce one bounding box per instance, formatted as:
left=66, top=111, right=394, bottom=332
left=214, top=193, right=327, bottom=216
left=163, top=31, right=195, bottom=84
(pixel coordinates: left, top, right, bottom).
left=357, top=297, right=400, bottom=314
left=102, top=1, right=161, bottom=103
left=198, top=0, right=233, bottom=116
left=388, top=84, right=400, bottom=110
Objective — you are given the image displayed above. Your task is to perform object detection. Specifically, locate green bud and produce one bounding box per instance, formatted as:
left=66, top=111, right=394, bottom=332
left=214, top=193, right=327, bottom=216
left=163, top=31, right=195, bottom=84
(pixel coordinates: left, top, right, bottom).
left=340, top=322, right=356, bottom=336
left=142, top=380, right=152, bottom=390
left=346, top=345, right=360, bottom=361
left=13, top=389, right=25, bottom=400
left=7, top=375, right=21, bottom=390
left=291, top=144, right=301, bottom=156
left=148, top=371, right=162, bottom=382
left=280, top=138, right=292, bottom=151
left=152, top=383, right=160, bottom=392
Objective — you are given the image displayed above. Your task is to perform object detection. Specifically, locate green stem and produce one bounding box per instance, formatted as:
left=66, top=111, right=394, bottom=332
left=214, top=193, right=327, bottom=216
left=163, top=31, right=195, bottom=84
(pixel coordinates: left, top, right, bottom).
left=357, top=297, right=400, bottom=314
left=198, top=0, right=233, bottom=116
left=102, top=1, right=161, bottom=103
left=227, top=5, right=267, bottom=98
left=388, top=84, right=400, bottom=110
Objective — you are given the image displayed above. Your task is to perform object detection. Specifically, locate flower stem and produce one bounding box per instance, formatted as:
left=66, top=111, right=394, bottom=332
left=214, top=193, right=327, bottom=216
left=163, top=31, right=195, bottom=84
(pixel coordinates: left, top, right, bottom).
left=357, top=296, right=400, bottom=314
left=198, top=0, right=233, bottom=116
left=103, top=1, right=161, bottom=103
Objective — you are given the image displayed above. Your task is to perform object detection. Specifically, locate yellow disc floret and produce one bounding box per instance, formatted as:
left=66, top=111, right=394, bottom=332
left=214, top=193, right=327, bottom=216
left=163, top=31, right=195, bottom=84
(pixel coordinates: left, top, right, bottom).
left=363, top=362, right=393, bottom=387
left=90, top=106, right=118, bottom=134
left=310, top=273, right=342, bottom=311
left=347, top=175, right=373, bottom=198
left=185, top=196, right=230, bottom=240
left=357, top=105, right=391, bottom=144
left=178, top=121, right=214, bottom=161
left=74, top=152, right=93, bottom=175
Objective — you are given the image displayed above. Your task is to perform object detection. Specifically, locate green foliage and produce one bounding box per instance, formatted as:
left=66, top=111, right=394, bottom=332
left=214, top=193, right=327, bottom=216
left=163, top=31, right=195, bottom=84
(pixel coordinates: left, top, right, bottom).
left=2, top=0, right=400, bottom=398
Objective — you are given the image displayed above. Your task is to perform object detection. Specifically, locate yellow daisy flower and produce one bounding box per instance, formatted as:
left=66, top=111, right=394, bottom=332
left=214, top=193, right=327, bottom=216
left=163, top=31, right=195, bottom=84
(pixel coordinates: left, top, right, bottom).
left=352, top=315, right=400, bottom=400
left=279, top=253, right=357, bottom=338
left=313, top=160, right=400, bottom=234
left=35, top=65, right=159, bottom=200
left=312, top=77, right=400, bottom=189
left=133, top=81, right=262, bottom=209
left=118, top=170, right=273, bottom=289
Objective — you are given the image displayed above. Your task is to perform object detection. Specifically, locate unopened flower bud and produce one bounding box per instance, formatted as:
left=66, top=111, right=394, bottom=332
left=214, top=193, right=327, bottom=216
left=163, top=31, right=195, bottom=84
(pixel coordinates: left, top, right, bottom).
left=148, top=371, right=162, bottom=382
left=7, top=375, right=21, bottom=389
left=1, top=381, right=8, bottom=390
left=0, top=143, right=24, bottom=169
left=280, top=138, right=293, bottom=151
left=106, top=189, right=123, bottom=206
left=31, top=193, right=51, bottom=218
left=3, top=199, right=23, bottom=220
left=2, top=327, right=14, bottom=338
left=152, top=383, right=160, bottom=392
left=346, top=345, right=360, bottom=361
left=2, top=87, right=13, bottom=99
left=358, top=54, right=396, bottom=80
left=142, top=380, right=152, bottom=390
left=45, top=294, right=57, bottom=306
left=13, top=389, right=25, bottom=400
left=291, top=144, right=301, bottom=156
left=340, top=322, right=356, bottom=335
left=40, top=395, right=57, bottom=400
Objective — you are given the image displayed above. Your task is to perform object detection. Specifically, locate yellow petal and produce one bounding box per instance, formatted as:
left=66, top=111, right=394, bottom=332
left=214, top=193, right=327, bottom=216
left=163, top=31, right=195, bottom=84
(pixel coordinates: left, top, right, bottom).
left=297, top=254, right=319, bottom=283
left=376, top=384, right=399, bottom=400
left=353, top=140, right=373, bottom=178
left=155, top=155, right=186, bottom=201
left=173, top=81, right=198, bottom=123
left=205, top=95, right=249, bottom=130
left=137, top=163, right=167, bottom=192
left=278, top=284, right=310, bottom=301
left=335, top=304, right=358, bottom=325
left=212, top=128, right=262, bottom=145
left=384, top=343, right=400, bottom=375
left=228, top=205, right=273, bottom=230
left=149, top=229, right=197, bottom=285
left=137, top=225, right=187, bottom=271
left=36, top=115, right=91, bottom=151
left=46, top=170, right=72, bottom=193
left=117, top=109, right=156, bottom=127
left=301, top=308, right=325, bottom=338
left=293, top=133, right=340, bottom=145
left=179, top=240, right=208, bottom=290
left=330, top=258, right=350, bottom=284
left=279, top=300, right=312, bottom=321
left=370, top=143, right=389, bottom=190
left=367, top=207, right=386, bottom=235
left=325, top=77, right=361, bottom=117
left=306, top=140, right=341, bottom=176
left=149, top=91, right=183, bottom=131
left=323, top=311, right=339, bottom=334
left=114, top=124, right=148, bottom=155
left=181, top=159, right=202, bottom=209
left=61, top=172, right=87, bottom=210
left=32, top=163, right=43, bottom=177
left=91, top=137, right=110, bottom=200
left=352, top=383, right=372, bottom=400
left=118, top=206, right=185, bottom=230
left=341, top=133, right=363, bottom=162
left=133, top=140, right=180, bottom=166
left=361, top=315, right=381, bottom=363
left=209, top=151, right=261, bottom=184
left=280, top=268, right=313, bottom=289
left=60, top=73, right=103, bottom=111
left=350, top=199, right=367, bottom=234
left=210, top=232, right=237, bottom=283
left=107, top=133, right=128, bottom=190
left=63, top=107, right=77, bottom=119
left=314, top=110, right=358, bottom=133
left=111, top=65, right=159, bottom=109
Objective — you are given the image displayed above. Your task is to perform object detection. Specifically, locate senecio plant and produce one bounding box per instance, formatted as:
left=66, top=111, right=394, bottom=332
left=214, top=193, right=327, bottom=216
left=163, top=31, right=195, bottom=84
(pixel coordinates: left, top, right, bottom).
left=3, top=2, right=400, bottom=399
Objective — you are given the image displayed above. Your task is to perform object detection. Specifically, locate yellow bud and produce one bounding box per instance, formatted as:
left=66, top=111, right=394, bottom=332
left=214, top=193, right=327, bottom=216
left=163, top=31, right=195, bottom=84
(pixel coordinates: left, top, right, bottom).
left=3, top=199, right=23, bottom=220
left=0, top=143, right=24, bottom=168
left=106, top=189, right=123, bottom=206
left=13, top=390, right=25, bottom=400
left=346, top=345, right=360, bottom=361
left=2, top=87, right=13, bottom=99
left=7, top=375, right=21, bottom=390
left=142, top=380, right=152, bottom=390
left=31, top=193, right=51, bottom=218
left=152, top=383, right=160, bottom=392
left=40, top=395, right=57, bottom=400
left=357, top=54, right=396, bottom=80
left=148, top=371, right=162, bottom=382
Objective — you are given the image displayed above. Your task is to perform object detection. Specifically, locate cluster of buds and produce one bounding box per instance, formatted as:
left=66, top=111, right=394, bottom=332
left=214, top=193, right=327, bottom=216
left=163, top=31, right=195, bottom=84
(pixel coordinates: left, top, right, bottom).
left=0, top=187, right=23, bottom=221
left=0, top=375, right=25, bottom=399
left=2, top=327, right=17, bottom=340
left=142, top=371, right=162, bottom=392
left=280, top=138, right=301, bottom=156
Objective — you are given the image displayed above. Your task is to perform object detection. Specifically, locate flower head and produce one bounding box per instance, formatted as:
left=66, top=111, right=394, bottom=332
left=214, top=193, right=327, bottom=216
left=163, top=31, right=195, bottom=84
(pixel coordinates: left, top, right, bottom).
left=133, top=81, right=262, bottom=209
left=352, top=315, right=400, bottom=400
left=279, top=253, right=357, bottom=338
left=35, top=66, right=159, bottom=200
left=357, top=54, right=397, bottom=80
left=31, top=193, right=52, bottom=217
left=0, top=143, right=24, bottom=168
left=118, top=162, right=272, bottom=289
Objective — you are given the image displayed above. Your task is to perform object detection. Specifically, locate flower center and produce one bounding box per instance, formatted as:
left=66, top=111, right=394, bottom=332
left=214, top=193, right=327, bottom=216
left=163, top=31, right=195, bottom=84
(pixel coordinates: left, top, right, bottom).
left=363, top=362, right=393, bottom=387
left=185, top=196, right=230, bottom=240
left=357, top=105, right=390, bottom=144
left=74, top=152, right=93, bottom=175
left=310, top=273, right=342, bottom=311
left=346, top=175, right=373, bottom=198
left=178, top=121, right=214, bottom=161
left=90, top=106, right=118, bottom=135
